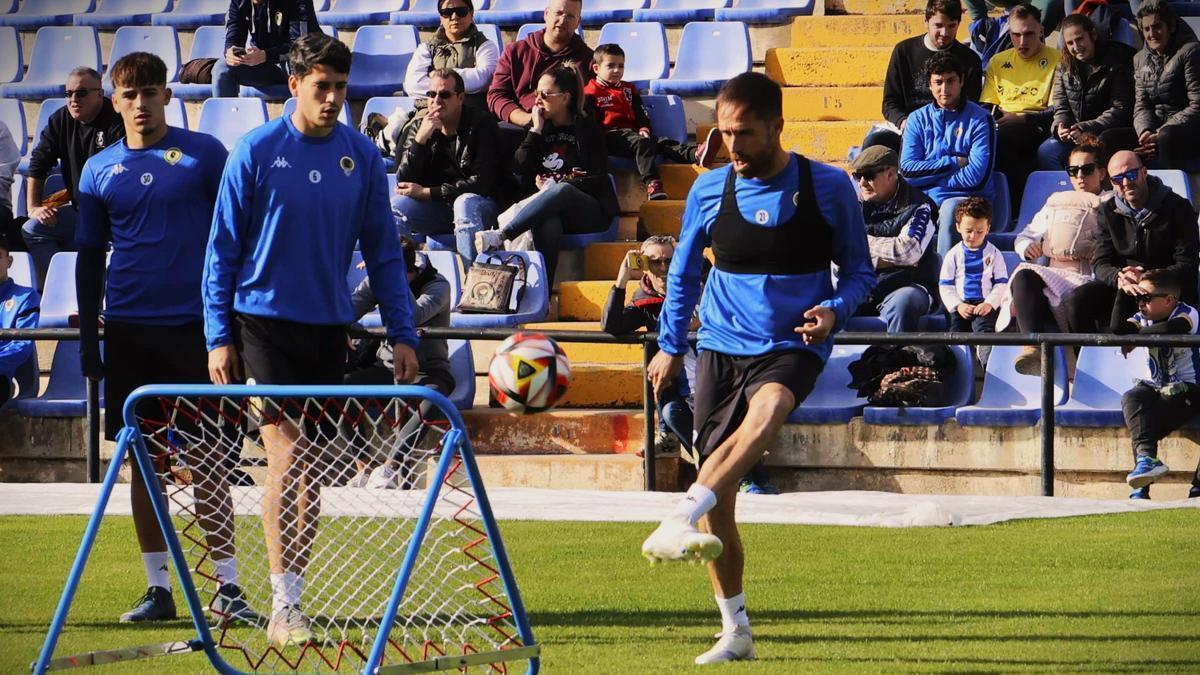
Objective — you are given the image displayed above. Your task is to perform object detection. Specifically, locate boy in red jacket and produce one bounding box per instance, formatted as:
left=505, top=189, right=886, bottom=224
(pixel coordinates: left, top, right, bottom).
left=584, top=44, right=719, bottom=200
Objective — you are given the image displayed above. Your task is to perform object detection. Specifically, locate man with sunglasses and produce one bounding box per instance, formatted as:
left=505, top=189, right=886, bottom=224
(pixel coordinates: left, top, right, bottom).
left=1064, top=150, right=1199, bottom=334
left=393, top=68, right=500, bottom=263
left=22, top=67, right=125, bottom=290
left=403, top=0, right=498, bottom=112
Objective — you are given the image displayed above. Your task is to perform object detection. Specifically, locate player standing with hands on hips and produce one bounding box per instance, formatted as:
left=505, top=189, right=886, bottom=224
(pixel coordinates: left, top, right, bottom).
left=203, top=33, right=420, bottom=648
left=641, top=72, right=876, bottom=665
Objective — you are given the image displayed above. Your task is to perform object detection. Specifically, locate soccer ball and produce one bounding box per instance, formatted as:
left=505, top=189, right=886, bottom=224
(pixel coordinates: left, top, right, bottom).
left=488, top=332, right=571, bottom=413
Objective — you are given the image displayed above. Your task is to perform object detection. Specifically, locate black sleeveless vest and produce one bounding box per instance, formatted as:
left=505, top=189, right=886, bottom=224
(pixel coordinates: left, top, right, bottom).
left=710, top=155, right=834, bottom=276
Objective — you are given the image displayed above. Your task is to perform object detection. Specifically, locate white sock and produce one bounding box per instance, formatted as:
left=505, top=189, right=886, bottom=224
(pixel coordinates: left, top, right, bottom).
left=672, top=483, right=717, bottom=526
left=143, top=552, right=171, bottom=591
left=213, top=557, right=238, bottom=587
left=270, top=572, right=297, bottom=614
left=287, top=574, right=305, bottom=607
left=716, top=593, right=750, bottom=633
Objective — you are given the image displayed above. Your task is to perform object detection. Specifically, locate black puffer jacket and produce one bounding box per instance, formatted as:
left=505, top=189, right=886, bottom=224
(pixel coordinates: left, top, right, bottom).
left=224, top=0, right=321, bottom=66
left=1052, top=41, right=1136, bottom=134
left=395, top=104, right=501, bottom=202
left=1133, top=21, right=1200, bottom=134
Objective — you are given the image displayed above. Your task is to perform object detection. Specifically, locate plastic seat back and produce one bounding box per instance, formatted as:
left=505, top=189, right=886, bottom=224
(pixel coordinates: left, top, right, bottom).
left=597, top=22, right=668, bottom=86
left=785, top=344, right=869, bottom=423
left=188, top=24, right=225, bottom=59
left=348, top=25, right=421, bottom=97
left=197, top=97, right=268, bottom=149
left=0, top=97, right=26, bottom=155
left=105, top=26, right=180, bottom=86
left=0, top=25, right=21, bottom=83
left=37, top=250, right=78, bottom=328
left=640, top=94, right=685, bottom=142
left=447, top=339, right=475, bottom=410
left=1056, top=346, right=1150, bottom=426
left=1017, top=171, right=1070, bottom=230
left=9, top=251, right=36, bottom=288
left=955, top=345, right=1068, bottom=426
left=0, top=26, right=101, bottom=98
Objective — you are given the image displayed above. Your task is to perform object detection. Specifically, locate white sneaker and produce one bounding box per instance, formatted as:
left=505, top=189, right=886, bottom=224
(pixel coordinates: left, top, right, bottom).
left=504, top=230, right=535, bottom=252
left=267, top=605, right=314, bottom=648
left=641, top=516, right=723, bottom=564
left=475, top=229, right=504, bottom=255
left=367, top=465, right=398, bottom=489
left=347, top=468, right=370, bottom=488
left=694, top=627, right=756, bottom=665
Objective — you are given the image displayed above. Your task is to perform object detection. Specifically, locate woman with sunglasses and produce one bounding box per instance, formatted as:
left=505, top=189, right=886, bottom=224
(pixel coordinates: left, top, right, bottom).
left=1036, top=14, right=1135, bottom=170
left=1000, top=136, right=1109, bottom=374
left=474, top=65, right=618, bottom=287
left=402, top=0, right=499, bottom=112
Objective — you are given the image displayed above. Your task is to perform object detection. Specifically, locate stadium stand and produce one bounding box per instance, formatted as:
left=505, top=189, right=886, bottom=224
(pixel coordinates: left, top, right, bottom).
left=595, top=22, right=668, bottom=89
left=423, top=250, right=464, bottom=306
left=9, top=251, right=34, bottom=289
left=649, top=22, right=749, bottom=96
left=282, top=97, right=351, bottom=124
left=3, top=342, right=39, bottom=410
left=150, top=0, right=224, bottom=27
left=36, top=250, right=79, bottom=329
left=75, top=0, right=172, bottom=28
left=102, top=26, right=181, bottom=91
left=0, top=0, right=15, bottom=12
left=11, top=175, right=26, bottom=217
left=318, top=0, right=401, bottom=29
left=715, top=0, right=814, bottom=22
left=362, top=94, right=418, bottom=120
left=347, top=25, right=421, bottom=99
left=32, top=98, right=67, bottom=145
left=0, top=97, right=26, bottom=156
left=1055, top=346, right=1151, bottom=427
left=163, top=96, right=186, bottom=128
left=196, top=97, right=269, bottom=150
left=955, top=345, right=1069, bottom=426
left=0, top=26, right=21, bottom=84
left=474, top=0, right=545, bottom=26
left=580, top=0, right=646, bottom=24
left=606, top=94, right=686, bottom=172
left=450, top=251, right=550, bottom=327
left=170, top=23, right=222, bottom=99
left=785, top=344, right=869, bottom=424
left=389, top=0, right=487, bottom=28
left=0, top=0, right=96, bottom=27
left=0, top=27, right=102, bottom=99
left=475, top=22, right=503, bottom=47
left=633, top=0, right=728, bottom=23
left=447, top=339, right=476, bottom=410
left=14, top=341, right=96, bottom=417
left=863, top=345, right=975, bottom=425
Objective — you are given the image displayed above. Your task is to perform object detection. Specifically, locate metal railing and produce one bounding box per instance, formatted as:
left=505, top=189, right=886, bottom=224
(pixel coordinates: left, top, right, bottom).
left=5, top=327, right=1200, bottom=496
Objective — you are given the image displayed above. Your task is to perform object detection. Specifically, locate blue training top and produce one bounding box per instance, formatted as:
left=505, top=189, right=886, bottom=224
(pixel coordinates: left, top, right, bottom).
left=75, top=126, right=228, bottom=325
left=0, top=278, right=39, bottom=377
left=204, top=116, right=419, bottom=351
left=658, top=154, right=876, bottom=362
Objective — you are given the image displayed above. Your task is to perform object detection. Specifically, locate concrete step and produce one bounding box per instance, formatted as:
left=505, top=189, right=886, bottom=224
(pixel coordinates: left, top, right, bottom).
left=473, top=362, right=643, bottom=408
left=784, top=87, right=884, bottom=122
left=558, top=280, right=640, bottom=322
left=639, top=200, right=685, bottom=239
left=828, top=0, right=928, bottom=14
left=471, top=453, right=678, bottom=491
left=766, top=47, right=891, bottom=87
left=660, top=163, right=708, bottom=198
left=782, top=120, right=874, bottom=162
left=789, top=14, right=966, bottom=48
left=462, top=407, right=646, bottom=454
left=583, top=242, right=640, bottom=281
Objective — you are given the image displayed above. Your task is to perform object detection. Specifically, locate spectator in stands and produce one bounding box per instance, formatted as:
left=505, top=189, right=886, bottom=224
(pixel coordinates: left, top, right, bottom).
left=403, top=0, right=498, bottom=112
left=22, top=67, right=125, bottom=290
left=0, top=237, right=39, bottom=407
left=1114, top=269, right=1200, bottom=500
left=868, top=0, right=983, bottom=154
left=964, top=0, right=1064, bottom=36
left=1002, top=137, right=1109, bottom=374
left=344, top=236, right=453, bottom=489
left=1063, top=150, right=1199, bottom=334
left=1037, top=14, right=1136, bottom=170
left=0, top=121, right=19, bottom=250
left=940, top=197, right=1008, bottom=365
left=212, top=0, right=322, bottom=98
left=851, top=145, right=940, bottom=333
left=1103, top=1, right=1200, bottom=169
left=393, top=68, right=501, bottom=263
left=980, top=3, right=1060, bottom=211
left=900, top=51, right=996, bottom=256
left=475, top=65, right=617, bottom=287
left=585, top=44, right=719, bottom=201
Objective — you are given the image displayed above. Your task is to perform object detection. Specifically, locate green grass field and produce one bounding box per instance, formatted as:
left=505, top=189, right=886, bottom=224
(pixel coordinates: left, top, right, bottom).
left=2, top=511, right=1199, bottom=674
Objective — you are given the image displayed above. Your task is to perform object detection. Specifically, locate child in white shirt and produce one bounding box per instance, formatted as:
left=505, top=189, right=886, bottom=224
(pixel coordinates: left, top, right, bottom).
left=939, top=196, right=1008, bottom=364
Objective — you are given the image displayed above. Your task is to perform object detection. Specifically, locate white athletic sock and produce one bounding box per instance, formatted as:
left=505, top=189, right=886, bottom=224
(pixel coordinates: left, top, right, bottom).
left=270, top=572, right=296, bottom=614
left=213, top=557, right=238, bottom=587
left=716, top=593, right=750, bottom=633
left=672, top=483, right=717, bottom=526
left=287, top=574, right=305, bottom=607
left=143, top=551, right=171, bottom=591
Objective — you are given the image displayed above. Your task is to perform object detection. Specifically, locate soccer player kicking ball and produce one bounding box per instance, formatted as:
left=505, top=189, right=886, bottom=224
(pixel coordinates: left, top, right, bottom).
left=204, top=33, right=420, bottom=649
left=642, top=72, right=876, bottom=665
left=75, top=52, right=258, bottom=625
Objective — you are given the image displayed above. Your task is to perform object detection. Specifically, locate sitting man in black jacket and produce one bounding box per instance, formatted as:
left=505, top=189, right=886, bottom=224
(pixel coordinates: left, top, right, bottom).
left=393, top=68, right=500, bottom=264
left=213, top=0, right=321, bottom=98
left=851, top=146, right=941, bottom=332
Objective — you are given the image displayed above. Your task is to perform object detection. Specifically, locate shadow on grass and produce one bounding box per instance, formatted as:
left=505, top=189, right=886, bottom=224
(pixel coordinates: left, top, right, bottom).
left=758, top=655, right=1200, bottom=672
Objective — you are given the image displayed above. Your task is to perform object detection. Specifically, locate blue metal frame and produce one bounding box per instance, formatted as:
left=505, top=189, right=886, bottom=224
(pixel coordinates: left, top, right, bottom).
left=35, top=383, right=538, bottom=675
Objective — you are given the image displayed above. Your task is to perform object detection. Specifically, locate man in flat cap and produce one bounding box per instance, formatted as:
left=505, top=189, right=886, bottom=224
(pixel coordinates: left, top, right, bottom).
left=850, top=145, right=940, bottom=332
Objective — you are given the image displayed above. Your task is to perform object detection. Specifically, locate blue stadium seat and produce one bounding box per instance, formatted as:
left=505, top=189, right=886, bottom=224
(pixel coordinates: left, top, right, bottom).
left=150, top=0, right=224, bottom=27
left=605, top=95, right=687, bottom=172
left=515, top=22, right=581, bottom=41
left=390, top=0, right=493, bottom=28
left=4, top=341, right=39, bottom=409
left=422, top=250, right=463, bottom=307
left=451, top=250, right=550, bottom=327
left=319, top=0, right=403, bottom=28
left=0, top=0, right=96, bottom=27
left=15, top=341, right=98, bottom=418
left=0, top=27, right=102, bottom=99
left=447, top=339, right=476, bottom=410
left=0, top=0, right=16, bottom=12
left=170, top=24, right=223, bottom=99
left=0, top=97, right=26, bottom=156
left=9, top=251, right=35, bottom=288
left=197, top=97, right=268, bottom=150
left=715, top=0, right=814, bottom=22
left=75, top=0, right=171, bottom=27
left=1055, top=346, right=1149, bottom=427
left=314, top=0, right=330, bottom=10
left=475, top=23, right=503, bottom=47
left=634, top=0, right=730, bottom=24
left=348, top=25, right=421, bottom=99
left=474, top=0, right=544, bottom=26
left=282, top=97, right=350, bottom=125
left=363, top=95, right=419, bottom=120
left=581, top=0, right=647, bottom=24
left=863, top=344, right=974, bottom=425
left=990, top=170, right=1012, bottom=232
left=596, top=22, right=668, bottom=89
left=1110, top=18, right=1139, bottom=50
left=320, top=24, right=337, bottom=39
left=38, top=250, right=79, bottom=328
left=992, top=171, right=1068, bottom=250
left=955, top=344, right=1068, bottom=426
left=0, top=26, right=22, bottom=84
left=12, top=173, right=27, bottom=217
left=17, top=99, right=68, bottom=176
left=785, top=344, right=868, bottom=423
left=164, top=95, right=187, bottom=128
left=649, top=22, right=749, bottom=97
left=103, top=26, right=181, bottom=92
left=1148, top=169, right=1192, bottom=202
left=561, top=175, right=620, bottom=249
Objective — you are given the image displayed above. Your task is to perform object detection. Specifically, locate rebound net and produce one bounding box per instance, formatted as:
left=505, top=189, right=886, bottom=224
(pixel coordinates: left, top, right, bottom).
left=35, top=385, right=538, bottom=675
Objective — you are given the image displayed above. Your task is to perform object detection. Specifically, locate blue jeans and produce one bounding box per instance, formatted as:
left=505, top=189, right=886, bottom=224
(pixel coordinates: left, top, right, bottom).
left=877, top=285, right=933, bottom=333
left=502, top=182, right=606, bottom=287
left=658, top=381, right=694, bottom=451
left=22, top=213, right=76, bottom=290
left=936, top=197, right=968, bottom=257
left=211, top=59, right=288, bottom=98
left=392, top=193, right=498, bottom=263
left=1036, top=137, right=1074, bottom=171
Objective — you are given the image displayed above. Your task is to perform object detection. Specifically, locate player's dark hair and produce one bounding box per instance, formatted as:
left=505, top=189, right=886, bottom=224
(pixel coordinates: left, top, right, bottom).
left=1069, top=133, right=1107, bottom=167
left=1141, top=269, right=1182, bottom=297
left=925, top=0, right=962, bottom=22
left=289, top=32, right=352, bottom=78
left=924, top=50, right=966, bottom=83
left=400, top=235, right=417, bottom=271
left=1137, top=0, right=1178, bottom=32
left=716, top=72, right=782, bottom=123
left=1009, top=2, right=1042, bottom=24
left=543, top=64, right=584, bottom=116
left=1059, top=14, right=1100, bottom=80
left=109, top=52, right=168, bottom=89
left=954, top=196, right=992, bottom=225
left=593, top=43, right=625, bottom=62
left=428, top=67, right=464, bottom=93
left=0, top=236, right=9, bottom=254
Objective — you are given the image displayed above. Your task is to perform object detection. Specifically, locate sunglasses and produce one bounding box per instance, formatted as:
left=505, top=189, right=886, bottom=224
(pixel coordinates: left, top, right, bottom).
left=64, top=88, right=100, bottom=100
left=439, top=6, right=470, bottom=18
left=645, top=256, right=672, bottom=267
left=1111, top=168, right=1141, bottom=185
left=851, top=170, right=880, bottom=182
left=425, top=90, right=455, bottom=100
left=1135, top=292, right=1171, bottom=304
left=535, top=90, right=566, bottom=99
left=1066, top=162, right=1097, bottom=178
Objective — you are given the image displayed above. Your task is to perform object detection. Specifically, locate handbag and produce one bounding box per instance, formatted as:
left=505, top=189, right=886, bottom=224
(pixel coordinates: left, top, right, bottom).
left=456, top=252, right=527, bottom=314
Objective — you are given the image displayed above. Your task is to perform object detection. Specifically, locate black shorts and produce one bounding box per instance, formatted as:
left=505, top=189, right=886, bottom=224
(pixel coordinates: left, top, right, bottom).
left=236, top=314, right=348, bottom=427
left=103, top=320, right=209, bottom=442
left=692, top=349, right=823, bottom=457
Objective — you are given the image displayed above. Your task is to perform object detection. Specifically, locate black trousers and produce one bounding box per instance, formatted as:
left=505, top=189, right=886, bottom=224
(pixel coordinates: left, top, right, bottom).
left=996, top=117, right=1050, bottom=214
left=1063, top=280, right=1130, bottom=334
left=1009, top=268, right=1058, bottom=332
left=603, top=128, right=695, bottom=183
left=1100, top=125, right=1200, bottom=170
left=1122, top=381, right=1200, bottom=459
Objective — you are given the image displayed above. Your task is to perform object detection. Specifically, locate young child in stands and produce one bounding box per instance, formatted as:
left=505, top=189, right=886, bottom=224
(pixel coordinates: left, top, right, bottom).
left=1115, top=269, right=1200, bottom=500
left=939, top=196, right=1008, bottom=365
left=583, top=43, right=718, bottom=201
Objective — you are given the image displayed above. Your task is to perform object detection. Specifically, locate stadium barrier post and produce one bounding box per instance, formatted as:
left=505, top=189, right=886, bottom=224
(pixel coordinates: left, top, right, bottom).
left=642, top=340, right=656, bottom=491
left=86, top=378, right=100, bottom=483
left=1040, top=338, right=1055, bottom=497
